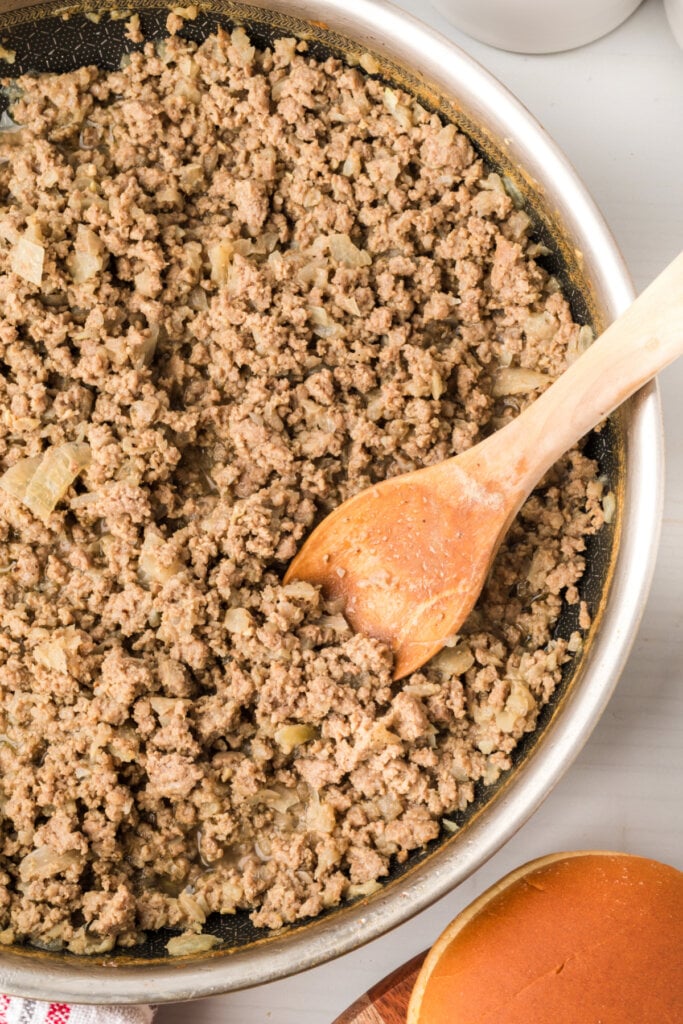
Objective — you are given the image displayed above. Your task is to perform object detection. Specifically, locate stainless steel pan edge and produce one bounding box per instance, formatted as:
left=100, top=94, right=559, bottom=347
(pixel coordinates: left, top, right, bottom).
left=0, top=0, right=663, bottom=1002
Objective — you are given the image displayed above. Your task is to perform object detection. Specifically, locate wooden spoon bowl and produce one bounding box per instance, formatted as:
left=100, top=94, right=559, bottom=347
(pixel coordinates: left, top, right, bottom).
left=286, top=253, right=683, bottom=678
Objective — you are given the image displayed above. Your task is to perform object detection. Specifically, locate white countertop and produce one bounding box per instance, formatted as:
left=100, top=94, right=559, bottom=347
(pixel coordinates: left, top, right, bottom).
left=158, top=2, right=683, bottom=1019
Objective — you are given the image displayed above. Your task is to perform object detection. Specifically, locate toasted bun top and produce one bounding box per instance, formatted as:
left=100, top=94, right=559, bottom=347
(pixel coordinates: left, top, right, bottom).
left=408, top=851, right=683, bottom=1024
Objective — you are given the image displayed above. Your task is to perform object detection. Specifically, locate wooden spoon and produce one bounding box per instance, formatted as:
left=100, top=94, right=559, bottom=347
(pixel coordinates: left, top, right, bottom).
left=285, top=253, right=683, bottom=680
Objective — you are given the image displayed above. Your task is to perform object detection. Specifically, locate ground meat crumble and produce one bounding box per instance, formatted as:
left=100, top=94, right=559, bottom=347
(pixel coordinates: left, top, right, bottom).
left=0, top=26, right=607, bottom=953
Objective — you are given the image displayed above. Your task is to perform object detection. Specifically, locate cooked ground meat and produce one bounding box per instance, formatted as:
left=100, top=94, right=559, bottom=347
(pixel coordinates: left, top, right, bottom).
left=0, top=23, right=607, bottom=953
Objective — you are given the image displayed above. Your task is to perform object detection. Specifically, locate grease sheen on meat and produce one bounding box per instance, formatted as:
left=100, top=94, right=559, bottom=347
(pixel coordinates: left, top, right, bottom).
left=0, top=25, right=606, bottom=952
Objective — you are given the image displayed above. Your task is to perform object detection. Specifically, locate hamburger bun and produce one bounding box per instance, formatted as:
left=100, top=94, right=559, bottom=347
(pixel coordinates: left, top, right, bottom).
left=407, top=850, right=683, bottom=1024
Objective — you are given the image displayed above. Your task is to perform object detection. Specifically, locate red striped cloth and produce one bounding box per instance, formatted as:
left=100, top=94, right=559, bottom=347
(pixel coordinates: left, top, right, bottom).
left=0, top=997, right=153, bottom=1023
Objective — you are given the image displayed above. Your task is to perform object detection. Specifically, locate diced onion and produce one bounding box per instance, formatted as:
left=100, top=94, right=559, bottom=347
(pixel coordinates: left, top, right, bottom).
left=0, top=109, right=24, bottom=147
left=502, top=175, right=525, bottom=209
left=431, top=369, right=445, bottom=400
left=319, top=613, right=350, bottom=634
left=138, top=530, right=182, bottom=586
left=297, top=260, right=327, bottom=288
left=492, top=367, right=549, bottom=397
left=482, top=759, right=502, bottom=785
left=567, top=631, right=583, bottom=654
left=403, top=680, right=441, bottom=698
left=368, top=723, right=402, bottom=749
left=68, top=224, right=105, bottom=283
left=347, top=879, right=382, bottom=899
left=0, top=455, right=43, bottom=502
left=208, top=239, right=233, bottom=284
left=304, top=793, right=335, bottom=833
left=506, top=209, right=532, bottom=241
left=335, top=293, right=361, bottom=317
left=358, top=52, right=380, bottom=75
left=566, top=324, right=595, bottom=365
left=178, top=162, right=203, bottom=191
left=307, top=305, right=332, bottom=326
left=224, top=607, right=254, bottom=634
left=526, top=241, right=552, bottom=258
left=271, top=77, right=288, bottom=101
left=307, top=304, right=343, bottom=338
left=129, top=323, right=159, bottom=369
left=188, top=286, right=209, bottom=311
left=495, top=680, right=536, bottom=734
left=70, top=252, right=101, bottom=284
left=19, top=846, right=82, bottom=883
left=66, top=931, right=115, bottom=955
left=523, top=311, right=556, bottom=344
left=134, top=267, right=160, bottom=298
left=231, top=26, right=255, bottom=62
left=11, top=235, right=44, bottom=286
left=376, top=792, right=402, bottom=822
left=274, top=724, right=317, bottom=755
left=328, top=233, right=371, bottom=268
left=308, top=308, right=342, bottom=339
left=178, top=890, right=207, bottom=924
left=150, top=696, right=181, bottom=719
left=382, top=88, right=412, bottom=130
left=274, top=36, right=296, bottom=65
left=77, top=224, right=102, bottom=253
left=602, top=490, right=616, bottom=525
left=251, top=786, right=299, bottom=813
left=0, top=110, right=19, bottom=131
left=342, top=152, right=361, bottom=178
left=166, top=932, right=220, bottom=957
left=34, top=643, right=67, bottom=674
left=23, top=443, right=91, bottom=522
left=282, top=580, right=318, bottom=601
left=480, top=172, right=506, bottom=194
left=34, top=626, right=80, bottom=674
left=432, top=644, right=475, bottom=677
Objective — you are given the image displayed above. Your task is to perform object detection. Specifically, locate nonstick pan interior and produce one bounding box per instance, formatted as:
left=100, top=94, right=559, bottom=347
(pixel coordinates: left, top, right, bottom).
left=0, top=0, right=620, bottom=971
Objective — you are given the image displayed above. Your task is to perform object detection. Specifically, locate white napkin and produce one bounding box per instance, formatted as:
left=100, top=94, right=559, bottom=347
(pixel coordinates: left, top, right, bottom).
left=0, top=996, right=154, bottom=1024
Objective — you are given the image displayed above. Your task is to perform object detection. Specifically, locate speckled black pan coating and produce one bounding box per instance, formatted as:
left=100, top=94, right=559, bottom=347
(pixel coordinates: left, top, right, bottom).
left=0, top=0, right=617, bottom=963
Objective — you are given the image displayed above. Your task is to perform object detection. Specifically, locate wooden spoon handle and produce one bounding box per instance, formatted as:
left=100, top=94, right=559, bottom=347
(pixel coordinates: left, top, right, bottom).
left=331, top=952, right=427, bottom=1024
left=492, top=251, right=683, bottom=490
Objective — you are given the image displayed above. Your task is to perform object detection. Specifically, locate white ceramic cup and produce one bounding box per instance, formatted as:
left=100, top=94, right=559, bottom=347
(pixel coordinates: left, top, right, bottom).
left=430, top=0, right=645, bottom=53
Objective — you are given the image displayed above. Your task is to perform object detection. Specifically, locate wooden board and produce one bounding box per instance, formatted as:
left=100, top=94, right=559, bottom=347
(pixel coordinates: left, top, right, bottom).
left=331, top=952, right=426, bottom=1024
